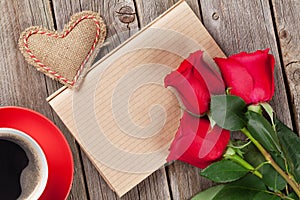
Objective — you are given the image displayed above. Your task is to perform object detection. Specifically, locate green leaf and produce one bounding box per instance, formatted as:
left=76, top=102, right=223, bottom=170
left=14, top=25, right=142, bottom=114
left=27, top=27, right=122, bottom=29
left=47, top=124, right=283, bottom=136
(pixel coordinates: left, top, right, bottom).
left=243, top=143, right=286, bottom=191
left=270, top=152, right=286, bottom=171
left=253, top=192, right=281, bottom=200
left=276, top=120, right=300, bottom=183
left=192, top=185, right=225, bottom=200
left=243, top=142, right=266, bottom=166
left=260, top=102, right=275, bottom=130
left=228, top=174, right=266, bottom=189
left=194, top=174, right=281, bottom=200
left=288, top=192, right=298, bottom=199
left=260, top=164, right=286, bottom=191
left=213, top=187, right=257, bottom=200
left=246, top=111, right=282, bottom=154
left=200, top=160, right=249, bottom=183
left=211, top=95, right=247, bottom=131
left=212, top=174, right=267, bottom=200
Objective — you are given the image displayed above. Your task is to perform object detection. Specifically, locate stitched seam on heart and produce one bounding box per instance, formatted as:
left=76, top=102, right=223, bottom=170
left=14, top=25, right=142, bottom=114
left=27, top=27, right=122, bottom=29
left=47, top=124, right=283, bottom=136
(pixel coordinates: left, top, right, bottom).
left=22, top=15, right=101, bottom=86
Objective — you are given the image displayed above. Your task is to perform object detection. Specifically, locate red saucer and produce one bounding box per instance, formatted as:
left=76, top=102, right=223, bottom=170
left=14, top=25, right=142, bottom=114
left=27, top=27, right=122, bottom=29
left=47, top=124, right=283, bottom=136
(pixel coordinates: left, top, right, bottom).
left=0, top=106, right=73, bottom=200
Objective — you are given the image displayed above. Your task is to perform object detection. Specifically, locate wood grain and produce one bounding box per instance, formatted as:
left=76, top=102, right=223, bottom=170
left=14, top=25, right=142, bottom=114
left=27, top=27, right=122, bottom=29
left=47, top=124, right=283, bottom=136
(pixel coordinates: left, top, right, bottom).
left=130, top=1, right=175, bottom=198
left=272, top=0, right=300, bottom=134
left=0, top=0, right=51, bottom=114
left=50, top=0, right=160, bottom=199
left=134, top=1, right=212, bottom=200
left=174, top=0, right=201, bottom=19
left=167, top=162, right=215, bottom=200
left=0, top=0, right=89, bottom=199
left=134, top=0, right=174, bottom=27
left=1, top=0, right=299, bottom=199
left=135, top=0, right=201, bottom=27
left=200, top=0, right=293, bottom=129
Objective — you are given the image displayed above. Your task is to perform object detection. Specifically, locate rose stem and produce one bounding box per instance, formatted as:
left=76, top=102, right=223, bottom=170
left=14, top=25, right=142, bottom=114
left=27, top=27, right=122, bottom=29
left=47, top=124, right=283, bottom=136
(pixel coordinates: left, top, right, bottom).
left=241, top=127, right=300, bottom=197
left=224, top=153, right=263, bottom=178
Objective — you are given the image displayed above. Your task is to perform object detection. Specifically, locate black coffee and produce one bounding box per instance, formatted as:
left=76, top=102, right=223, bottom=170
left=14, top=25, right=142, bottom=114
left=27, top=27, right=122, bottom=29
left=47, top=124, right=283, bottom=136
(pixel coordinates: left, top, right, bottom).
left=0, top=139, right=29, bottom=200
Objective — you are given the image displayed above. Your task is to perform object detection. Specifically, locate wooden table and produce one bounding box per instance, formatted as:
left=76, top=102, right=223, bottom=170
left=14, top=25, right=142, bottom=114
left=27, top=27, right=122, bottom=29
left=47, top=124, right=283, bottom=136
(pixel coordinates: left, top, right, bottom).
left=1, top=0, right=299, bottom=199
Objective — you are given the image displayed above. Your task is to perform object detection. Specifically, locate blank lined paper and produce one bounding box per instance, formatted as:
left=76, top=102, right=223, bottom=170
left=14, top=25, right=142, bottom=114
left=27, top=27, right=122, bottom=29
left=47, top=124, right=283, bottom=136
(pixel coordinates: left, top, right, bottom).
left=47, top=1, right=225, bottom=197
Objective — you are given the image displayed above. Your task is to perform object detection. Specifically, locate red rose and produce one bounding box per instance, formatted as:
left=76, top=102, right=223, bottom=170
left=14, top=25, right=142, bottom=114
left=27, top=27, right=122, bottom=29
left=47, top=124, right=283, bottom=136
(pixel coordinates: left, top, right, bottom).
left=164, top=50, right=224, bottom=115
left=214, top=49, right=275, bottom=104
left=167, top=112, right=230, bottom=169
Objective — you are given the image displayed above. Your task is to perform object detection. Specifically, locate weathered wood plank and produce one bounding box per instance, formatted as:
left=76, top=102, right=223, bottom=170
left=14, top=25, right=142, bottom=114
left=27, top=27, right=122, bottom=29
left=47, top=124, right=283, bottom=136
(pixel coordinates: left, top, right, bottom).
left=0, top=0, right=51, bottom=114
left=167, top=162, right=215, bottom=200
left=0, top=0, right=89, bottom=199
left=135, top=167, right=170, bottom=200
left=271, top=0, right=300, bottom=134
left=49, top=1, right=109, bottom=199
left=134, top=1, right=209, bottom=200
left=50, top=0, right=159, bottom=199
left=2, top=1, right=296, bottom=200
left=200, top=0, right=293, bottom=129
left=22, top=1, right=88, bottom=199
left=174, top=0, right=201, bottom=19
left=134, top=0, right=173, bottom=27
left=81, top=153, right=116, bottom=200
left=135, top=0, right=201, bottom=27
left=49, top=115, right=88, bottom=200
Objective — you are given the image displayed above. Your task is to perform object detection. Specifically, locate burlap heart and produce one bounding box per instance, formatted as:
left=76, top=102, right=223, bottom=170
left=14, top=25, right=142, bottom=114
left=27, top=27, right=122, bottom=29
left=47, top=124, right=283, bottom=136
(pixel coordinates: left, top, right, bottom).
left=19, top=11, right=106, bottom=88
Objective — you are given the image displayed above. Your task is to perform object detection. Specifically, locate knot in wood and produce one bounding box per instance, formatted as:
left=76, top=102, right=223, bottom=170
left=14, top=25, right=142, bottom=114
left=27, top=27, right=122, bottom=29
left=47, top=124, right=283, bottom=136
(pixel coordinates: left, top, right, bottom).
left=116, top=6, right=135, bottom=24
left=279, top=29, right=288, bottom=39
left=286, top=61, right=300, bottom=84
left=293, top=68, right=300, bottom=84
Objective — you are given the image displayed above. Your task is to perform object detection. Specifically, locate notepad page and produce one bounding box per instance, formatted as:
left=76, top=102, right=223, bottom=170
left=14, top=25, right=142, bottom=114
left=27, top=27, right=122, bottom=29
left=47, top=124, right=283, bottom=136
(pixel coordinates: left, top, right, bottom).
left=47, top=1, right=225, bottom=197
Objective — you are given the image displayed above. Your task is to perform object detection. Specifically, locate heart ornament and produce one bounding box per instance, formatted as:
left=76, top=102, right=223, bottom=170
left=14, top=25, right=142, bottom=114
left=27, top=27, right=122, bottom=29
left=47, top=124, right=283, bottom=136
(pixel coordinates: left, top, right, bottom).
left=19, top=11, right=106, bottom=88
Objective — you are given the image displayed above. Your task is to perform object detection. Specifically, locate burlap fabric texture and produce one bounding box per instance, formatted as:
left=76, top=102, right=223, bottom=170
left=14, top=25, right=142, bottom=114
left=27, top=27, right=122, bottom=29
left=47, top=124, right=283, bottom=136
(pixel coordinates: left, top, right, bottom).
left=19, top=11, right=106, bottom=88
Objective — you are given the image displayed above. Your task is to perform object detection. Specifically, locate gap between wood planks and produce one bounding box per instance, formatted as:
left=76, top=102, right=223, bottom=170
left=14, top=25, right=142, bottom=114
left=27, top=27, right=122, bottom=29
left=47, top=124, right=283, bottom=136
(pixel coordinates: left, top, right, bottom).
left=268, top=0, right=298, bottom=134
left=45, top=1, right=92, bottom=199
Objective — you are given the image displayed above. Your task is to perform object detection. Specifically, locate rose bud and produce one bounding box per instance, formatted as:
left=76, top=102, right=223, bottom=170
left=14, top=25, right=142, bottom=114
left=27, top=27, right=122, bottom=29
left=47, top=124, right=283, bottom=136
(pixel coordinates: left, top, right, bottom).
left=214, top=49, right=275, bottom=104
left=164, top=50, right=225, bottom=115
left=167, top=112, right=230, bottom=169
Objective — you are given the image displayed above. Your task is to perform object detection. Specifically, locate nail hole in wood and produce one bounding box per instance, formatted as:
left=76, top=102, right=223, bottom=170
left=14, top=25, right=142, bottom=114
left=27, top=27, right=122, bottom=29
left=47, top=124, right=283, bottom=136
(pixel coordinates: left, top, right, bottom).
left=212, top=12, right=219, bottom=20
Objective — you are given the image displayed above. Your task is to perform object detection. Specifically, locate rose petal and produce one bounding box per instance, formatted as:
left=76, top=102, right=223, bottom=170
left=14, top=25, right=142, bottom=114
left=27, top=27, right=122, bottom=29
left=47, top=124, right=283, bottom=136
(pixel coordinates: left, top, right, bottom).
left=230, top=49, right=275, bottom=103
left=167, top=112, right=230, bottom=169
left=186, top=51, right=225, bottom=95
left=164, top=70, right=209, bottom=115
left=167, top=112, right=199, bottom=161
left=214, top=57, right=254, bottom=104
left=164, top=53, right=211, bottom=115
